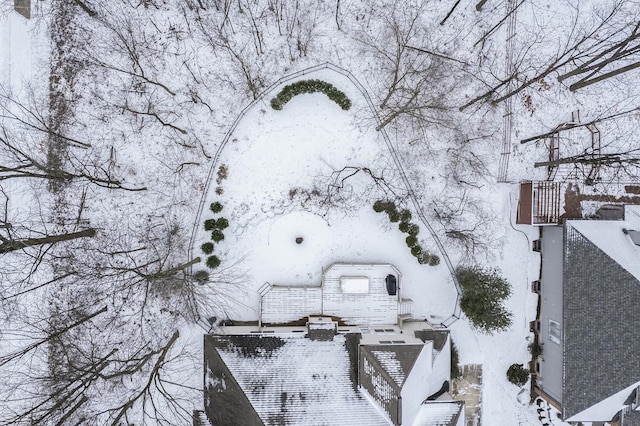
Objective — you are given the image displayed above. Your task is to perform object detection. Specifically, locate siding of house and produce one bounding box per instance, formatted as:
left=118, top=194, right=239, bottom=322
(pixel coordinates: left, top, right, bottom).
left=538, top=226, right=564, bottom=406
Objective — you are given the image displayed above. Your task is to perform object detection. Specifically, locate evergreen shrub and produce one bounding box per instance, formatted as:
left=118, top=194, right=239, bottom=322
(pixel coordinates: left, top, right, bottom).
left=211, top=230, right=225, bottom=242
left=457, top=266, right=513, bottom=333
left=206, top=256, right=221, bottom=269
left=210, top=202, right=223, bottom=213
left=201, top=242, right=214, bottom=255
left=204, top=219, right=216, bottom=231
left=507, top=363, right=529, bottom=386
left=270, top=79, right=352, bottom=111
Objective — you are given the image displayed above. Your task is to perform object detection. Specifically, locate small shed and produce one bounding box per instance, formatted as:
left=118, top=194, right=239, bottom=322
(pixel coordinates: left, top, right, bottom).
left=340, top=276, right=369, bottom=294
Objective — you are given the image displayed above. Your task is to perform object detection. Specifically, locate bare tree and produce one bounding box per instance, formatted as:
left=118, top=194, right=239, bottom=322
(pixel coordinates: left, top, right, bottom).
left=355, top=2, right=465, bottom=131
left=462, top=0, right=640, bottom=109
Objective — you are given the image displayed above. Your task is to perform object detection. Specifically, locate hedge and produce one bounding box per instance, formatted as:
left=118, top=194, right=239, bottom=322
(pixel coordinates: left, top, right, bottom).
left=270, top=79, right=352, bottom=111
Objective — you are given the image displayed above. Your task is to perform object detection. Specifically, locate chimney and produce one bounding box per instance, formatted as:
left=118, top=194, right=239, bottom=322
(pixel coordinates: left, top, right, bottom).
left=307, top=316, right=337, bottom=341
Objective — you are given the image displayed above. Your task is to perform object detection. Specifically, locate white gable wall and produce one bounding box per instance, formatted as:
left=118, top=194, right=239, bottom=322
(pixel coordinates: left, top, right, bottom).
left=400, top=341, right=434, bottom=425
left=430, top=335, right=452, bottom=395
left=401, top=334, right=452, bottom=426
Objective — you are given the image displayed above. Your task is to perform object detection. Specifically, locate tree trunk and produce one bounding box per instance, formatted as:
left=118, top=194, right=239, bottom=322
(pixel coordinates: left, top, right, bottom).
left=145, top=257, right=202, bottom=280
left=569, top=61, right=640, bottom=91
left=0, top=228, right=96, bottom=254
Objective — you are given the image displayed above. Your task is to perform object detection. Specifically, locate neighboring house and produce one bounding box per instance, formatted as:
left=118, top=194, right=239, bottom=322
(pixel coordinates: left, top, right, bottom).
left=196, top=263, right=464, bottom=426
left=532, top=208, right=640, bottom=425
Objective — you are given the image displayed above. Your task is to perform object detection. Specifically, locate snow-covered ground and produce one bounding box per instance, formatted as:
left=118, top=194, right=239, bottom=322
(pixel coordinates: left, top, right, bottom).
left=3, top=0, right=640, bottom=424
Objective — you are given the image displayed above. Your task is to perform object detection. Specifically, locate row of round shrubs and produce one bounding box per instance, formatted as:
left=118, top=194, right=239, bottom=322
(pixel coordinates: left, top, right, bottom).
left=201, top=201, right=226, bottom=269
left=373, top=200, right=440, bottom=266
left=270, top=79, right=352, bottom=111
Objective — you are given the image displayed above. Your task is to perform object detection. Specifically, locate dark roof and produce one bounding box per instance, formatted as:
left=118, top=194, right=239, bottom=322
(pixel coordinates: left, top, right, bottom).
left=203, top=335, right=264, bottom=425
left=360, top=344, right=423, bottom=387
left=624, top=409, right=640, bottom=426
left=204, top=334, right=390, bottom=426
left=414, top=329, right=449, bottom=351
left=562, top=223, right=640, bottom=418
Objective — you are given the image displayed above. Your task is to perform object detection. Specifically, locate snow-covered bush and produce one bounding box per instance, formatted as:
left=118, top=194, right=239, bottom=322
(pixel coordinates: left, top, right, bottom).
left=405, top=235, right=418, bottom=247
left=192, top=270, right=210, bottom=284
left=418, top=253, right=440, bottom=266
left=210, top=202, right=223, bottom=213
left=507, top=363, right=529, bottom=386
left=406, top=223, right=420, bottom=236
left=456, top=266, right=513, bottom=333
left=211, top=230, right=225, bottom=243
left=270, top=79, right=351, bottom=110
left=215, top=218, right=229, bottom=230
left=205, top=217, right=228, bottom=232
left=201, top=242, right=214, bottom=255
left=204, top=219, right=217, bottom=231
left=206, top=255, right=221, bottom=269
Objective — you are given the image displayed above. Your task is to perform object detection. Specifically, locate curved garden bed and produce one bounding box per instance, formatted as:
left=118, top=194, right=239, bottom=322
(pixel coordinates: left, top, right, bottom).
left=270, top=79, right=352, bottom=111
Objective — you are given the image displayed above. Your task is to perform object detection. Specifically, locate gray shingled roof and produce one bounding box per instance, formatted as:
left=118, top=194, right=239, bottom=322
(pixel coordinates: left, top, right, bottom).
left=204, top=334, right=390, bottom=426
left=414, top=329, right=449, bottom=351
left=625, top=409, right=640, bottom=426
left=562, top=223, right=640, bottom=418
left=361, top=344, right=423, bottom=387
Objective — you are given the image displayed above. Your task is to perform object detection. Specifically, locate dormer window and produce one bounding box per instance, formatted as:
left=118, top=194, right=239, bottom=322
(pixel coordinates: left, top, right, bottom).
left=622, top=229, right=640, bottom=246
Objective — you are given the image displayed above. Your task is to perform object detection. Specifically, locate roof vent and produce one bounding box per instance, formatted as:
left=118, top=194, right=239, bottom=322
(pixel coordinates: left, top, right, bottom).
left=623, top=229, right=640, bottom=246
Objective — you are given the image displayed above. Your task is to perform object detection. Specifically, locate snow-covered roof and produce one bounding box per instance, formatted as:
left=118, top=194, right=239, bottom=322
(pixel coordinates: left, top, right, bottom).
left=562, top=222, right=640, bottom=418
left=363, top=345, right=423, bottom=387
left=568, top=219, right=640, bottom=281
left=566, top=381, right=640, bottom=423
left=205, top=334, right=391, bottom=425
left=412, top=401, right=464, bottom=426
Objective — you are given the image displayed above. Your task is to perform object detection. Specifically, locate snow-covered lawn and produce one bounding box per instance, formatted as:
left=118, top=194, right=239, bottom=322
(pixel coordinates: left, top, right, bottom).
left=191, top=66, right=565, bottom=425
left=7, top=0, right=640, bottom=424
left=194, top=69, right=457, bottom=322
